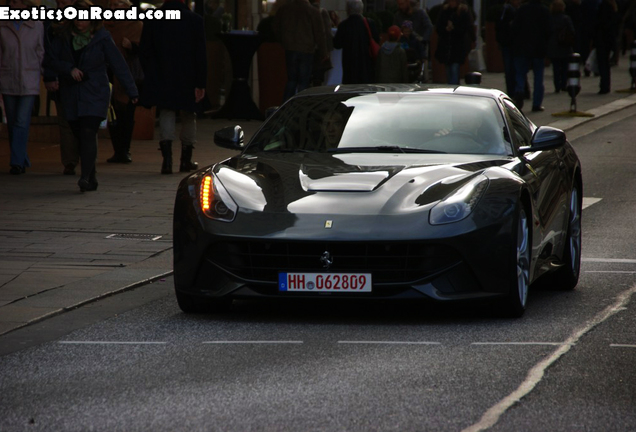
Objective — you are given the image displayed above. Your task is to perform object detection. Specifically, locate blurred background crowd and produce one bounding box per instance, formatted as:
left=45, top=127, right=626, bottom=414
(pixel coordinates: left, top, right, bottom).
left=1, top=0, right=635, bottom=187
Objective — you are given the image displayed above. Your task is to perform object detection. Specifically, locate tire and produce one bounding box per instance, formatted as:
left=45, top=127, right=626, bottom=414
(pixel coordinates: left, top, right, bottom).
left=497, top=205, right=531, bottom=318
left=549, top=185, right=582, bottom=290
left=175, top=290, right=232, bottom=314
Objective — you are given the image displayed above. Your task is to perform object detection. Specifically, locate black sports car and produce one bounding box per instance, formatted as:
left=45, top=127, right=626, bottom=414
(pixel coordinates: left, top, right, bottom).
left=173, top=85, right=582, bottom=317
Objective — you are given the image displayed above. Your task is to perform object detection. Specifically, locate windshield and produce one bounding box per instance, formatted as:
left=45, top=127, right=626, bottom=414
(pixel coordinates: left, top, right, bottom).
left=248, top=93, right=511, bottom=156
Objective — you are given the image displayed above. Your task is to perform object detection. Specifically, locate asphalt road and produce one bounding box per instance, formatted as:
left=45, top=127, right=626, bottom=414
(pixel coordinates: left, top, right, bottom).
left=1, top=109, right=635, bottom=431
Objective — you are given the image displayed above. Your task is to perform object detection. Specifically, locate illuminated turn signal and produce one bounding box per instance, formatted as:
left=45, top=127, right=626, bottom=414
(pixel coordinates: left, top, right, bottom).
left=199, top=173, right=237, bottom=222
left=201, top=175, right=213, bottom=211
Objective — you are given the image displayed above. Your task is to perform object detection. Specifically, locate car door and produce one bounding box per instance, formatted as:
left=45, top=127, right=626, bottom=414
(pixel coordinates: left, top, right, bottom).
left=502, top=99, right=569, bottom=242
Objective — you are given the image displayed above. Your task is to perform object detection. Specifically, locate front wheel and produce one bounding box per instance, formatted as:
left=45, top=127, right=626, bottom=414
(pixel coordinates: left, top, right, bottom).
left=548, top=185, right=582, bottom=290
left=497, top=206, right=531, bottom=318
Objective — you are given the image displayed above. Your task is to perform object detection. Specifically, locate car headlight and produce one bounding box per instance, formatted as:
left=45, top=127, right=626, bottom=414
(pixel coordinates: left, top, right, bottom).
left=200, top=173, right=238, bottom=222
left=429, top=175, right=489, bottom=225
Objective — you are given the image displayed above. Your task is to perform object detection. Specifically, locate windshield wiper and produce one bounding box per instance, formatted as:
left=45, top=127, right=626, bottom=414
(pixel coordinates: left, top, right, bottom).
left=328, top=146, right=446, bottom=154
left=262, top=148, right=313, bottom=153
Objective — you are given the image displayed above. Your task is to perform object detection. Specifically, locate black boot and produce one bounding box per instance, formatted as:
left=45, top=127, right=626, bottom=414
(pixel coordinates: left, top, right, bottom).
left=179, top=143, right=199, bottom=172
left=120, top=116, right=134, bottom=163
left=159, top=140, right=172, bottom=174
left=78, top=168, right=98, bottom=192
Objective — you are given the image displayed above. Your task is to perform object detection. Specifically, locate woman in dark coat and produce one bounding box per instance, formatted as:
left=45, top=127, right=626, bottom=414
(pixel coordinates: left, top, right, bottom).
left=434, top=0, right=472, bottom=84
left=139, top=0, right=207, bottom=174
left=47, top=0, right=138, bottom=192
left=332, top=0, right=379, bottom=85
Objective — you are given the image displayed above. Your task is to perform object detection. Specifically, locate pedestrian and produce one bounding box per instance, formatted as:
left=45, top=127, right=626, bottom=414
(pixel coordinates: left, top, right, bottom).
left=495, top=0, right=520, bottom=96
left=139, top=0, right=206, bottom=175
left=434, top=0, right=473, bottom=85
left=547, top=0, right=575, bottom=93
left=393, top=0, right=433, bottom=57
left=376, top=25, right=409, bottom=83
left=511, top=0, right=551, bottom=111
left=329, top=10, right=340, bottom=27
left=104, top=0, right=144, bottom=164
left=273, top=0, right=327, bottom=101
left=46, top=0, right=138, bottom=192
left=43, top=0, right=81, bottom=176
left=400, top=21, right=426, bottom=65
left=333, top=0, right=380, bottom=85
left=0, top=0, right=45, bottom=175
left=310, top=0, right=335, bottom=87
left=594, top=0, right=619, bottom=94
left=579, top=0, right=598, bottom=76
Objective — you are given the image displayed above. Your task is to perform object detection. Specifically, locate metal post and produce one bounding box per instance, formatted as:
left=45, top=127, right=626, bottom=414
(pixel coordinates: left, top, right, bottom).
left=567, top=53, right=581, bottom=113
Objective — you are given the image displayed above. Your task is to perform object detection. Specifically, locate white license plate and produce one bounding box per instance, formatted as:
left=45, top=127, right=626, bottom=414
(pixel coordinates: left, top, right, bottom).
left=278, top=272, right=372, bottom=292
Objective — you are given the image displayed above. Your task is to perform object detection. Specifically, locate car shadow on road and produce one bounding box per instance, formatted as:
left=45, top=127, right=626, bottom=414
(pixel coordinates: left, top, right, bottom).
left=172, top=287, right=578, bottom=326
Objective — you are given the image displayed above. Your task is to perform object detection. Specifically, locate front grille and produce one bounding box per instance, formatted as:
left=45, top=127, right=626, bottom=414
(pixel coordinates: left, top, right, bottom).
left=207, top=241, right=461, bottom=285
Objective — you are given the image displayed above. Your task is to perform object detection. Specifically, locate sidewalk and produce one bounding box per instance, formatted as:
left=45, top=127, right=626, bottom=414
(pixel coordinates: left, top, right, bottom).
left=1, top=57, right=636, bottom=337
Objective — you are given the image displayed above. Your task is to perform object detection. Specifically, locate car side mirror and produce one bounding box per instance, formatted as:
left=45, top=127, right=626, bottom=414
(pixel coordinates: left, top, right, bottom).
left=214, top=125, right=245, bottom=150
left=519, top=126, right=566, bottom=154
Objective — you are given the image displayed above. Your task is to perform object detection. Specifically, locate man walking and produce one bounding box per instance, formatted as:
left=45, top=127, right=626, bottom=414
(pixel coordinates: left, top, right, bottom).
left=511, top=0, right=551, bottom=111
left=274, top=0, right=327, bottom=101
left=139, top=0, right=207, bottom=174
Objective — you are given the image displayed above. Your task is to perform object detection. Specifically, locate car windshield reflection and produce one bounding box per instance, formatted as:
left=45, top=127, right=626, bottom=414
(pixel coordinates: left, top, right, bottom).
left=249, top=93, right=510, bottom=156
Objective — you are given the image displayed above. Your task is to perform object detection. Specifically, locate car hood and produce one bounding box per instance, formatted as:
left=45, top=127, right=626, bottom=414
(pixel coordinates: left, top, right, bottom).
left=215, top=152, right=511, bottom=215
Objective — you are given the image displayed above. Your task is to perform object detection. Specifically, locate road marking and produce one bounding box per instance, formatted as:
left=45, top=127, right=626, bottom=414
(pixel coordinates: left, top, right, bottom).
left=59, top=341, right=167, bottom=345
left=338, top=341, right=441, bottom=345
left=202, top=341, right=303, bottom=344
left=462, top=283, right=636, bottom=432
left=610, top=344, right=636, bottom=348
left=582, top=197, right=602, bottom=209
left=471, top=342, right=563, bottom=346
left=585, top=271, right=636, bottom=274
left=582, top=258, right=636, bottom=264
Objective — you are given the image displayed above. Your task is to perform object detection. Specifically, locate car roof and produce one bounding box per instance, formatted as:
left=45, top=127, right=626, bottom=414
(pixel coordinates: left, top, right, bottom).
left=296, top=84, right=506, bottom=100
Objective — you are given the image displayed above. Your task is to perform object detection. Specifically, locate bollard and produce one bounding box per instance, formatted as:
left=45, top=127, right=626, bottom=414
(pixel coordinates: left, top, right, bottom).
left=552, top=52, right=594, bottom=117
left=567, top=53, right=581, bottom=113
left=630, top=40, right=636, bottom=91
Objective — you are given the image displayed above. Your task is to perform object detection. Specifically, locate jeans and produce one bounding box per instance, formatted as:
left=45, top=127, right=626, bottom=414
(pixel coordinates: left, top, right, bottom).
left=445, top=63, right=460, bottom=85
left=2, top=94, right=36, bottom=168
left=283, top=50, right=314, bottom=101
left=596, top=43, right=612, bottom=92
left=159, top=109, right=196, bottom=144
left=51, top=93, right=80, bottom=167
left=514, top=56, right=544, bottom=109
left=69, top=116, right=103, bottom=181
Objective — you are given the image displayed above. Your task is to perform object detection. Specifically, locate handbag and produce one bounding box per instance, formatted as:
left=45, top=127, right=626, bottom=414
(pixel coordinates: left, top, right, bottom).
left=585, top=49, right=599, bottom=75
left=104, top=83, right=116, bottom=128
left=363, top=18, right=380, bottom=60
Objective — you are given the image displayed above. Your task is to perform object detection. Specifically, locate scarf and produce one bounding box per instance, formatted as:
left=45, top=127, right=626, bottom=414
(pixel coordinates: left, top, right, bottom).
left=72, top=30, right=92, bottom=51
